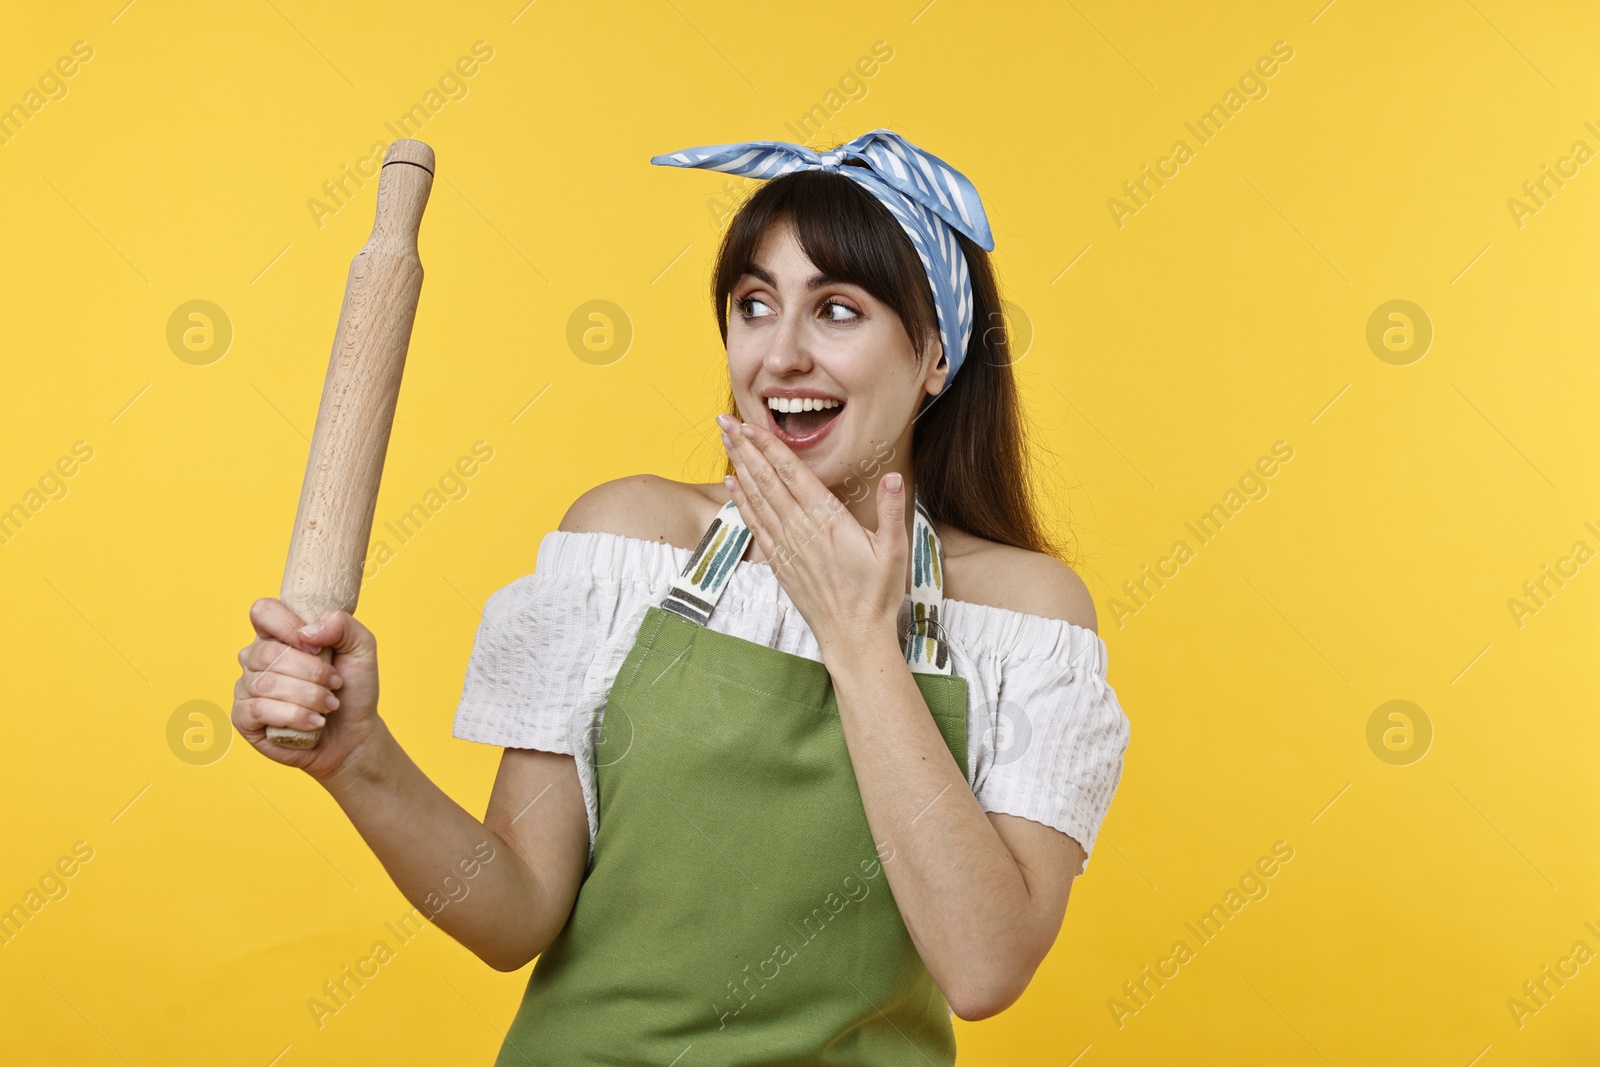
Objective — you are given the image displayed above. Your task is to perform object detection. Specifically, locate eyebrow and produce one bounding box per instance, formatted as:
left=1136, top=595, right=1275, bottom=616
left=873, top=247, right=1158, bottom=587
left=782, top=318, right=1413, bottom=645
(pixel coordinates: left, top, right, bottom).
left=739, top=263, right=849, bottom=292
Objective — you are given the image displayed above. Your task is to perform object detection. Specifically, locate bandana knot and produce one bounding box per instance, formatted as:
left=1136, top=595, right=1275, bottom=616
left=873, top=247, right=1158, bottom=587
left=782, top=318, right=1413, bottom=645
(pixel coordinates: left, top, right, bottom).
left=651, top=129, right=994, bottom=401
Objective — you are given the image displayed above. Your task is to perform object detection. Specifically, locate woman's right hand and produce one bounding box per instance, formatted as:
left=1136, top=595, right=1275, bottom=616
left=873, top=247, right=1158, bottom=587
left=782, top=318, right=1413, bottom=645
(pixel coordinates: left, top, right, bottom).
left=233, top=597, right=384, bottom=783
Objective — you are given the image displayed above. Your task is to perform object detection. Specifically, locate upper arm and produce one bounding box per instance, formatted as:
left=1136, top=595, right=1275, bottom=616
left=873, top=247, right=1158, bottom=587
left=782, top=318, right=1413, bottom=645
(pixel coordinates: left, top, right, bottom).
left=481, top=748, right=590, bottom=968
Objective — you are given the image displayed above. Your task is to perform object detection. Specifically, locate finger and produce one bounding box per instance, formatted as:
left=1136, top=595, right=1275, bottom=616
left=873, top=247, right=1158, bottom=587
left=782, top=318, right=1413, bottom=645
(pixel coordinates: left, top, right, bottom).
left=723, top=421, right=805, bottom=528
left=736, top=421, right=857, bottom=558
left=722, top=441, right=783, bottom=564
left=237, top=694, right=327, bottom=734
left=250, top=597, right=325, bottom=655
left=297, top=609, right=373, bottom=659
left=243, top=663, right=338, bottom=715
left=721, top=426, right=772, bottom=523
left=738, top=419, right=834, bottom=518
left=723, top=428, right=835, bottom=565
left=724, top=474, right=779, bottom=568
left=877, top=473, right=909, bottom=562
left=240, top=639, right=340, bottom=689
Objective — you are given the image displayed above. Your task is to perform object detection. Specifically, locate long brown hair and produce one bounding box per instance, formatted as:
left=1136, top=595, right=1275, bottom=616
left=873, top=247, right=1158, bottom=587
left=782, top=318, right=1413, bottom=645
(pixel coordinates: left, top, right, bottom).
left=709, top=165, right=1072, bottom=564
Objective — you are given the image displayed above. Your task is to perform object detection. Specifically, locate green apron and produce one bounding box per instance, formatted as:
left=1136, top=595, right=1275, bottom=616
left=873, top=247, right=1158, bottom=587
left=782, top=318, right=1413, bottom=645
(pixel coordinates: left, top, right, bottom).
left=495, top=491, right=969, bottom=1065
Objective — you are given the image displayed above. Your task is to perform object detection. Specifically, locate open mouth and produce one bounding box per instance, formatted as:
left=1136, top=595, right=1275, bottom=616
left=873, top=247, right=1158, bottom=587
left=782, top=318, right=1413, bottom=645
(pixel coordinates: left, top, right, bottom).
left=767, top=396, right=845, bottom=444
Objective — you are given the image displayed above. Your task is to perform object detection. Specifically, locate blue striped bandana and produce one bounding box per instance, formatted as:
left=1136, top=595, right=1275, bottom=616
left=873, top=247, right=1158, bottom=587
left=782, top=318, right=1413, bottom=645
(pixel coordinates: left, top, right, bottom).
left=650, top=129, right=995, bottom=399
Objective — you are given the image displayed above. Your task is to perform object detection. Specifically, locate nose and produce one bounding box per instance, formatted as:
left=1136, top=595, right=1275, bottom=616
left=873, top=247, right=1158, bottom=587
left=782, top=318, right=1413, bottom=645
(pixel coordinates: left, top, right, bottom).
left=761, top=303, right=815, bottom=377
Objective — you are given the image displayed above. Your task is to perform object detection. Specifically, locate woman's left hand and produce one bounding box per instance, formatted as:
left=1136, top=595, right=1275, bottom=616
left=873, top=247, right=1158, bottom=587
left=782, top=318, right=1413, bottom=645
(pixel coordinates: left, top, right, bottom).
left=717, top=414, right=907, bottom=660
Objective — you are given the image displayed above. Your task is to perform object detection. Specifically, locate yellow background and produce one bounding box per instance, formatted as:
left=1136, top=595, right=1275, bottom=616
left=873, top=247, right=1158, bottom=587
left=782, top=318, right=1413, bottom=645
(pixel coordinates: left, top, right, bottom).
left=2, top=0, right=1597, bottom=1063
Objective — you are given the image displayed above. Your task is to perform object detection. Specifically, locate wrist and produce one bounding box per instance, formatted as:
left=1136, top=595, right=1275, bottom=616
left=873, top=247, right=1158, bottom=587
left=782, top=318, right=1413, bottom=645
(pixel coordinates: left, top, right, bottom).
left=319, top=717, right=401, bottom=803
left=820, top=620, right=905, bottom=676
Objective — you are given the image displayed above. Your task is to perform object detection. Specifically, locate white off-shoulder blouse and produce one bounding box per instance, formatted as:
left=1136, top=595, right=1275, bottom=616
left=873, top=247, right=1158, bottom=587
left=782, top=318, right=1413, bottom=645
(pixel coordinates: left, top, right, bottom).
left=452, top=530, right=1131, bottom=877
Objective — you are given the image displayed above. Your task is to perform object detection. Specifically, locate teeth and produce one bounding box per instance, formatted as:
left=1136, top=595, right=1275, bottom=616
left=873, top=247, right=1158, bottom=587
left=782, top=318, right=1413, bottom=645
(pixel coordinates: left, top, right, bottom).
left=765, top=396, right=842, bottom=413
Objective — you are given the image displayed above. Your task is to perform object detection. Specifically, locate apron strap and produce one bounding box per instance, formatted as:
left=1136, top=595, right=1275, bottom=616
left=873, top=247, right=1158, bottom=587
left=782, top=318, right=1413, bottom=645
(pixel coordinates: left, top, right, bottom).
left=905, top=493, right=950, bottom=674
left=660, top=507, right=752, bottom=627
left=661, top=488, right=952, bottom=675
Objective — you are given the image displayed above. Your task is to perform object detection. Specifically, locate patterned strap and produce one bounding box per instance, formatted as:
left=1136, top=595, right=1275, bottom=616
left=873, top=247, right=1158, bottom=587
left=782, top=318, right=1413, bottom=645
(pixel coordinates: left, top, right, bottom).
left=661, top=489, right=951, bottom=675
left=659, top=507, right=752, bottom=627
left=904, top=494, right=949, bottom=674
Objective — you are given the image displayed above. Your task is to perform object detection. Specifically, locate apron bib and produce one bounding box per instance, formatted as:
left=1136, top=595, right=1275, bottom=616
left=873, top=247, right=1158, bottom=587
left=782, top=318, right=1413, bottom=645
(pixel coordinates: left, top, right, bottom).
left=495, top=490, right=969, bottom=1066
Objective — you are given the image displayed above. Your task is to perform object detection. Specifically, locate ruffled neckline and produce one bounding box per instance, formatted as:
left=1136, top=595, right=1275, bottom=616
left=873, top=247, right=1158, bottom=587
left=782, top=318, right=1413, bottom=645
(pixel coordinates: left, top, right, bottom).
left=533, top=529, right=1109, bottom=677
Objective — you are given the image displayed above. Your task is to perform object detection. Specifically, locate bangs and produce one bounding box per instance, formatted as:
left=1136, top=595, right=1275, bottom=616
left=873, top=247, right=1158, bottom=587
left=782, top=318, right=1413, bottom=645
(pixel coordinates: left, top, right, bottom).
left=711, top=168, right=940, bottom=362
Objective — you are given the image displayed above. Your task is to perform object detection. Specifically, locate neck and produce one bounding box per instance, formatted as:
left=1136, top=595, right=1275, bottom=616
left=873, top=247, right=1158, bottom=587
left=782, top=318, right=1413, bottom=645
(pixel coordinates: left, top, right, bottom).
left=828, top=450, right=918, bottom=551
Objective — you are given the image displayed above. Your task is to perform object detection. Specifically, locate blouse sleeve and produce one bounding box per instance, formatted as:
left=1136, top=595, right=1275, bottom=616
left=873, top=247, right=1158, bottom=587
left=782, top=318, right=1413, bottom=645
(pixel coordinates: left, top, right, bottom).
left=969, top=623, right=1131, bottom=878
left=451, top=570, right=587, bottom=754
left=452, top=534, right=662, bottom=862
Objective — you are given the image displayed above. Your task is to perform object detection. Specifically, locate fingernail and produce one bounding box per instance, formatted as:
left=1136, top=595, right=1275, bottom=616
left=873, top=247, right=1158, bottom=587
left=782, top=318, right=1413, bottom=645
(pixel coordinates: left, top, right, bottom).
left=324, top=694, right=340, bottom=710
left=885, top=473, right=903, bottom=492
left=330, top=674, right=343, bottom=689
left=720, top=431, right=732, bottom=450
left=300, top=621, right=323, bottom=636
left=715, top=413, right=735, bottom=431
left=308, top=712, right=327, bottom=727
left=740, top=422, right=758, bottom=438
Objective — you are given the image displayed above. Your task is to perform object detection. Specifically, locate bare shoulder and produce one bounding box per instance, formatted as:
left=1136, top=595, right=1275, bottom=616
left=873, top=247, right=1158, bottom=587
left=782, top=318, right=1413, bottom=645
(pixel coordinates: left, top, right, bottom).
left=937, top=525, right=1098, bottom=634
left=557, top=474, right=721, bottom=551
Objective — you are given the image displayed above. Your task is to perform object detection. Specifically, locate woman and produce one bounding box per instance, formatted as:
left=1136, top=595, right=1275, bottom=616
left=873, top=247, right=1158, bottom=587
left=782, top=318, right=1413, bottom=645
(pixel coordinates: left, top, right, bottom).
left=231, top=129, right=1131, bottom=1065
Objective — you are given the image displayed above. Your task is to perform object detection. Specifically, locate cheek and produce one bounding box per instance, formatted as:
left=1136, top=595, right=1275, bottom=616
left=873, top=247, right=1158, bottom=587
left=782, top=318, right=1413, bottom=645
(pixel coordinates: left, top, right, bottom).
left=835, top=330, right=914, bottom=395
left=725, top=341, right=758, bottom=383
left=724, top=346, right=764, bottom=421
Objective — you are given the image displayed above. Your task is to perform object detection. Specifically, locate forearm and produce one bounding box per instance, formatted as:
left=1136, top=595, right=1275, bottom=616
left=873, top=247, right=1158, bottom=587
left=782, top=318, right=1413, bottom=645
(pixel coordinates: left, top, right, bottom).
left=825, top=628, right=1038, bottom=1016
left=321, top=720, right=553, bottom=971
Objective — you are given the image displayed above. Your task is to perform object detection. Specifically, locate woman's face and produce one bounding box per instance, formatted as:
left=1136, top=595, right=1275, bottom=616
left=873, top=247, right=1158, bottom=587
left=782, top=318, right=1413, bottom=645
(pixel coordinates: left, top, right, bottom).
left=726, top=219, right=948, bottom=493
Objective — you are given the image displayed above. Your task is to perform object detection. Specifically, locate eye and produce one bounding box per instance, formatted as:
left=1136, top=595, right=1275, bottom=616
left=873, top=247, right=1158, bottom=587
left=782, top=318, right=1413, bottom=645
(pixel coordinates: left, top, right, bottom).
left=734, top=295, right=772, bottom=320
left=819, top=299, right=860, bottom=322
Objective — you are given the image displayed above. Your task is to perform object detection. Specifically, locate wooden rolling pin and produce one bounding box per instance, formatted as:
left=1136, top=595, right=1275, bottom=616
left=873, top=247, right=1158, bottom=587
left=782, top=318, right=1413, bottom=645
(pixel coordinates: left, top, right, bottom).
left=268, top=139, right=435, bottom=748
